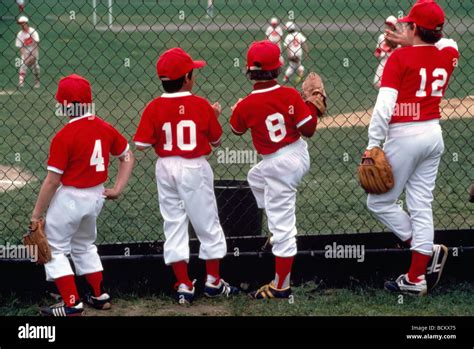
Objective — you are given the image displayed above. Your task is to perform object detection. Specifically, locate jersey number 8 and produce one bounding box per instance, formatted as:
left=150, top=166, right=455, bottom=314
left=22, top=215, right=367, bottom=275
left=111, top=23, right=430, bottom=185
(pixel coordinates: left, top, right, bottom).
left=266, top=113, right=287, bottom=143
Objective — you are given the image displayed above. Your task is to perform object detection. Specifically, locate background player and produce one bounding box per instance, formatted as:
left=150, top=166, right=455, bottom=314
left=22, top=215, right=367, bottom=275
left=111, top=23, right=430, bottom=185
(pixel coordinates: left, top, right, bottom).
left=15, top=16, right=40, bottom=88
left=373, top=15, right=398, bottom=88
left=133, top=48, right=238, bottom=304
left=282, top=21, right=309, bottom=85
left=31, top=74, right=135, bottom=316
left=16, top=0, right=25, bottom=12
left=230, top=41, right=325, bottom=299
left=265, top=17, right=284, bottom=64
left=364, top=1, right=458, bottom=295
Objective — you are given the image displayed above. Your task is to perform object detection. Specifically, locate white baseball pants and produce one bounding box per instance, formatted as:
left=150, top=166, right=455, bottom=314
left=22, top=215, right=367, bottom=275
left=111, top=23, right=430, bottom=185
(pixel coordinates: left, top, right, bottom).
left=155, top=156, right=227, bottom=265
left=367, top=120, right=444, bottom=255
left=284, top=59, right=305, bottom=79
left=247, top=138, right=310, bottom=257
left=44, top=185, right=105, bottom=281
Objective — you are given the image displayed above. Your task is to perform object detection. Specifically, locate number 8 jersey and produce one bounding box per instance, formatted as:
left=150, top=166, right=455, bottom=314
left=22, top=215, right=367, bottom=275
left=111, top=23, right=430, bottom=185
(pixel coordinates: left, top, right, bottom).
left=230, top=82, right=313, bottom=155
left=133, top=91, right=222, bottom=158
left=381, top=38, right=459, bottom=124
left=47, top=114, right=129, bottom=188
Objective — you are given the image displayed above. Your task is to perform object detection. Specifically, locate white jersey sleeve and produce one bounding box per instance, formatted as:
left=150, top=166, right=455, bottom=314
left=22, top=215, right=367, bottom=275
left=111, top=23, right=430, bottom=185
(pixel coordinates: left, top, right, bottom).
left=15, top=32, right=22, bottom=48
left=297, top=32, right=307, bottom=44
left=30, top=28, right=40, bottom=43
left=435, top=38, right=458, bottom=52
left=265, top=26, right=272, bottom=37
left=283, top=34, right=291, bottom=47
left=367, top=87, right=398, bottom=149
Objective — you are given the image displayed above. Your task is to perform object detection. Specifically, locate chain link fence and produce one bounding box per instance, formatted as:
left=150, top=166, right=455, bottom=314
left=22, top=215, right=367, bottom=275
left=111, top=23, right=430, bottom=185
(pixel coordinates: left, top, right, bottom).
left=0, top=1, right=472, bottom=245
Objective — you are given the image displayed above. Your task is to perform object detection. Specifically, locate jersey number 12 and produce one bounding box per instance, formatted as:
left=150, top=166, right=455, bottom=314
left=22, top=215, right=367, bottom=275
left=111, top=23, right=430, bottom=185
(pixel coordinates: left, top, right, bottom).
left=416, top=68, right=448, bottom=97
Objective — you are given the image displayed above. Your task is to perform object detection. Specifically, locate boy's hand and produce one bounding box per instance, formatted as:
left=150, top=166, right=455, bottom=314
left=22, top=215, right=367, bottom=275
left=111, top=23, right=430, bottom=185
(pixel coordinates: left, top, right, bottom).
left=103, top=188, right=121, bottom=200
left=384, top=28, right=412, bottom=47
left=211, top=102, right=222, bottom=117
left=231, top=98, right=243, bottom=112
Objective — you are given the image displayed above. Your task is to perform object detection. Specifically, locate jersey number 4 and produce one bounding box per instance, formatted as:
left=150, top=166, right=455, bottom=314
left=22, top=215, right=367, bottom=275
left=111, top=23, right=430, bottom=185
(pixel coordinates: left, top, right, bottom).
left=90, top=139, right=105, bottom=172
left=162, top=121, right=197, bottom=151
left=416, top=68, right=448, bottom=97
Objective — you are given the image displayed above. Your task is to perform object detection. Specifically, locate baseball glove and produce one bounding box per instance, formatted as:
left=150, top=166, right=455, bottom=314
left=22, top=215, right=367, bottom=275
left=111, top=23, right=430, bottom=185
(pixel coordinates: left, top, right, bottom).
left=23, top=55, right=36, bottom=67
left=302, top=72, right=327, bottom=115
left=23, top=218, right=52, bottom=264
left=358, top=147, right=394, bottom=194
left=288, top=56, right=300, bottom=64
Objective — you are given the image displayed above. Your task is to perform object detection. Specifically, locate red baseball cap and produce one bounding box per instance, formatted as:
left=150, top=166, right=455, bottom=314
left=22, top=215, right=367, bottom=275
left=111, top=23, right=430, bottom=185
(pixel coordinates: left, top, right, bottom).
left=247, top=40, right=282, bottom=71
left=398, top=1, right=445, bottom=30
left=55, top=74, right=92, bottom=104
left=156, top=48, right=206, bottom=81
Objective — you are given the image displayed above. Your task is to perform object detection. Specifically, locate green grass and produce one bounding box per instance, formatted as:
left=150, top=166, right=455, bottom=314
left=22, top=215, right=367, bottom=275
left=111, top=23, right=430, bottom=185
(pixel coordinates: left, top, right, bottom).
left=2, top=281, right=474, bottom=316
left=0, top=0, right=473, bottom=245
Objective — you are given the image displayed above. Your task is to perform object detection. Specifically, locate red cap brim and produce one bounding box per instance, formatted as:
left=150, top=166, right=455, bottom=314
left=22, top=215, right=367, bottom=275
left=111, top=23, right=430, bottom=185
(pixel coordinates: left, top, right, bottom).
left=397, top=16, right=412, bottom=23
left=193, top=60, right=206, bottom=69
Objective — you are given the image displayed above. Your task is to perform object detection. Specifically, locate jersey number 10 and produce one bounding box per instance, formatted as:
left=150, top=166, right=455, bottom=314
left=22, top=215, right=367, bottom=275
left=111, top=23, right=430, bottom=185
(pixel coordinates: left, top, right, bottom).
left=162, top=121, right=197, bottom=151
left=416, top=68, right=448, bottom=97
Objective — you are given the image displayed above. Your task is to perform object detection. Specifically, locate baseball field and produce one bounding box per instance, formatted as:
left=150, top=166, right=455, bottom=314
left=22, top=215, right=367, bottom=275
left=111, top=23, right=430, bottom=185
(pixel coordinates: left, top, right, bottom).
left=0, top=0, right=473, bottom=316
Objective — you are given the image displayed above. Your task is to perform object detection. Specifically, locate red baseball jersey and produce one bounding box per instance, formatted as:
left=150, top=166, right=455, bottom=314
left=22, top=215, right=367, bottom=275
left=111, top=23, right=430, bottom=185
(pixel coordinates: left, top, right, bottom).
left=230, top=83, right=313, bottom=155
left=133, top=91, right=222, bottom=158
left=47, top=114, right=129, bottom=188
left=381, top=40, right=459, bottom=124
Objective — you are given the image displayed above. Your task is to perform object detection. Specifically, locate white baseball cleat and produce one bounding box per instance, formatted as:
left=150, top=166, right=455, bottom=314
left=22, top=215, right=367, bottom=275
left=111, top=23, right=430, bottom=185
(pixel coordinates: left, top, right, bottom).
left=426, top=244, right=448, bottom=291
left=384, top=274, right=427, bottom=296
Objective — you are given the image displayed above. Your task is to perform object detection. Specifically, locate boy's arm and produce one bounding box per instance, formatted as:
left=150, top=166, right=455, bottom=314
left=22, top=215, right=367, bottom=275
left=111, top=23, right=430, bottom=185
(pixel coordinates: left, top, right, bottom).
left=31, top=171, right=62, bottom=221
left=103, top=149, right=135, bottom=200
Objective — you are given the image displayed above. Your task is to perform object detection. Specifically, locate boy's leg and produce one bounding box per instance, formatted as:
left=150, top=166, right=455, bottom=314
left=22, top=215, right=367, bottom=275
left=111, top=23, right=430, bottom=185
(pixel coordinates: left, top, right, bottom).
left=405, top=133, right=444, bottom=283
left=156, top=158, right=193, bottom=290
left=366, top=137, right=419, bottom=244
left=44, top=188, right=81, bottom=307
left=252, top=141, right=310, bottom=298
left=18, top=63, right=27, bottom=87
left=247, top=161, right=265, bottom=209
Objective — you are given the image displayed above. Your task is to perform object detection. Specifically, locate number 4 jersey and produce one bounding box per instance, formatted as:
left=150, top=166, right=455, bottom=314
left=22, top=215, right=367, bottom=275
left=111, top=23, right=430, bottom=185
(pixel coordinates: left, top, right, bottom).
left=381, top=38, right=459, bottom=124
left=133, top=91, right=222, bottom=158
left=47, top=114, right=129, bottom=188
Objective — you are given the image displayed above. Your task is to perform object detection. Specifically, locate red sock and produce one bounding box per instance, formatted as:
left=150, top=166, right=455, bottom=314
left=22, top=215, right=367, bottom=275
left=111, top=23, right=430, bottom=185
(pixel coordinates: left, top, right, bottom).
left=54, top=275, right=79, bottom=306
left=84, top=271, right=103, bottom=297
left=171, top=261, right=193, bottom=289
left=205, top=259, right=220, bottom=285
left=275, top=256, right=294, bottom=289
left=407, top=250, right=431, bottom=283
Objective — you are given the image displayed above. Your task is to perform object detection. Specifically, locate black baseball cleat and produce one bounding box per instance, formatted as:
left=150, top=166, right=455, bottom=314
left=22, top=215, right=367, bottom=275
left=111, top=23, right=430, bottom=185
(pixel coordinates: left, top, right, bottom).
left=249, top=281, right=292, bottom=299
left=384, top=274, right=427, bottom=296
left=40, top=301, right=84, bottom=317
left=176, top=282, right=195, bottom=305
left=84, top=292, right=112, bottom=310
left=204, top=279, right=240, bottom=298
left=426, top=244, right=448, bottom=291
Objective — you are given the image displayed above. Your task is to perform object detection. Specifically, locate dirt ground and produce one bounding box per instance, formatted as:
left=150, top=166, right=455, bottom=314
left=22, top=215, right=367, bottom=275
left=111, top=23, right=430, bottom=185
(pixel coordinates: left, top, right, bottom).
left=0, top=165, right=36, bottom=192
left=320, top=95, right=474, bottom=129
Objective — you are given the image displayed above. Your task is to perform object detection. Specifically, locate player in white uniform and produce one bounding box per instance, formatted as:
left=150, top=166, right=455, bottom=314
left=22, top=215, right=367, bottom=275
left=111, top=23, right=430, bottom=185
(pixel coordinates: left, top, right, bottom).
left=282, top=21, right=308, bottom=85
left=15, top=16, right=40, bottom=88
left=265, top=17, right=284, bottom=64
left=17, top=0, right=25, bottom=12
left=373, top=16, right=398, bottom=88
left=365, top=1, right=458, bottom=296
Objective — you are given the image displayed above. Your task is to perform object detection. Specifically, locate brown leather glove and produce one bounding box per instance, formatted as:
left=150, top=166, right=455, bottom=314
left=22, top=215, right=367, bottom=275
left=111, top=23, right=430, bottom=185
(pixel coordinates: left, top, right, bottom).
left=302, top=72, right=327, bottom=115
left=358, top=147, right=394, bottom=194
left=23, top=218, right=52, bottom=264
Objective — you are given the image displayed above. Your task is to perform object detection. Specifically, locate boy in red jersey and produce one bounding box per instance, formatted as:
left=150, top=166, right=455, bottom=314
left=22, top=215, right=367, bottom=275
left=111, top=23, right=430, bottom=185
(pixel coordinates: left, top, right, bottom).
left=134, top=48, right=238, bottom=304
left=31, top=74, right=135, bottom=316
left=230, top=41, right=324, bottom=299
left=364, top=1, right=459, bottom=295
